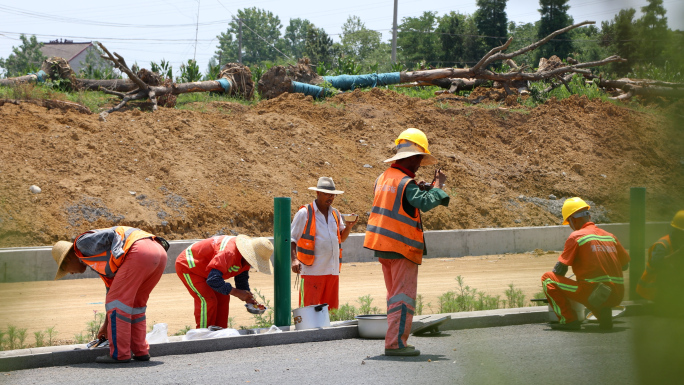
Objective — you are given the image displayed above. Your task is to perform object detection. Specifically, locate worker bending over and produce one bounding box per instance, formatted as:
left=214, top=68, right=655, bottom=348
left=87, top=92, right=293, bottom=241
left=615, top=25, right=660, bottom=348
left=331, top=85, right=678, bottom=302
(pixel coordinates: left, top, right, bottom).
left=637, top=210, right=684, bottom=315
left=364, top=128, right=450, bottom=356
left=541, top=198, right=630, bottom=330
left=52, top=226, right=169, bottom=363
left=291, top=177, right=357, bottom=310
left=175, top=234, right=273, bottom=329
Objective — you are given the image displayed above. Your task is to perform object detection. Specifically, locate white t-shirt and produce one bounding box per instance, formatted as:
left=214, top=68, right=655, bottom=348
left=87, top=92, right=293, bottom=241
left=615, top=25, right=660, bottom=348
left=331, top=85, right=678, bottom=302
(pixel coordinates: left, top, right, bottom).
left=290, top=200, right=346, bottom=276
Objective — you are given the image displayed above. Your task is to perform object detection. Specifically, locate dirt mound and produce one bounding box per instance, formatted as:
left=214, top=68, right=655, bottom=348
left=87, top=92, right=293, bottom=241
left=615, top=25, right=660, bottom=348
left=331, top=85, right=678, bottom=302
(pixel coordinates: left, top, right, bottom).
left=0, top=89, right=682, bottom=247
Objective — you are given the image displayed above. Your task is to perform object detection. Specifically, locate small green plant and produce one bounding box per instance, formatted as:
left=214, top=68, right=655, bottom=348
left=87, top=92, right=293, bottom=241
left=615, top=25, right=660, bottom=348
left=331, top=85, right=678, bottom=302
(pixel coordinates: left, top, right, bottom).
left=73, top=332, right=88, bottom=344
left=247, top=289, right=274, bottom=329
left=415, top=294, right=425, bottom=316
left=227, top=317, right=235, bottom=329
left=329, top=303, right=356, bottom=321
left=178, top=59, right=202, bottom=83
left=505, top=283, right=526, bottom=308
left=46, top=326, right=57, bottom=346
left=6, top=325, right=18, bottom=350
left=532, top=290, right=547, bottom=306
left=174, top=325, right=192, bottom=336
left=357, top=294, right=381, bottom=315
left=17, top=328, right=27, bottom=349
left=150, top=59, right=174, bottom=80
left=86, top=310, right=105, bottom=340
left=34, top=331, right=45, bottom=347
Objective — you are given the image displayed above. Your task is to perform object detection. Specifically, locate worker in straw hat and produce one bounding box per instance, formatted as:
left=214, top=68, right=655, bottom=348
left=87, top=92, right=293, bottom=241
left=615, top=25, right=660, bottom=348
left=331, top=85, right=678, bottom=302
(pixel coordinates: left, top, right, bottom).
left=364, top=128, right=450, bottom=357
left=541, top=197, right=630, bottom=331
left=52, top=226, right=170, bottom=364
left=636, top=210, right=684, bottom=314
left=175, top=234, right=273, bottom=329
left=290, top=177, right=358, bottom=310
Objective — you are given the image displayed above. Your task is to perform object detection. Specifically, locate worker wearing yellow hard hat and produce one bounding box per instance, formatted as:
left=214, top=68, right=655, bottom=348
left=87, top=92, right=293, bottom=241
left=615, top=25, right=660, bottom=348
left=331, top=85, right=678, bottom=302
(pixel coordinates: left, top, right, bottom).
left=364, top=127, right=450, bottom=356
left=636, top=210, right=684, bottom=310
left=540, top=197, right=630, bottom=330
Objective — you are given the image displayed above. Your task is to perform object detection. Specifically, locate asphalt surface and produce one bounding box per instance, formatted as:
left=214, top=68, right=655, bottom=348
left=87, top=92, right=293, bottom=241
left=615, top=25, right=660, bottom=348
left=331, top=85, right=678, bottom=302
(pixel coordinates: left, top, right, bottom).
left=2, top=315, right=681, bottom=385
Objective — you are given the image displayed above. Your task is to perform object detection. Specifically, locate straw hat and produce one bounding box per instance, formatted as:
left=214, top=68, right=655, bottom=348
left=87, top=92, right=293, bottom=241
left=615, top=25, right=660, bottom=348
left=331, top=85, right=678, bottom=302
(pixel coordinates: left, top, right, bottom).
left=52, top=241, right=74, bottom=280
left=384, top=139, right=438, bottom=166
left=308, top=177, right=344, bottom=195
left=235, top=235, right=274, bottom=275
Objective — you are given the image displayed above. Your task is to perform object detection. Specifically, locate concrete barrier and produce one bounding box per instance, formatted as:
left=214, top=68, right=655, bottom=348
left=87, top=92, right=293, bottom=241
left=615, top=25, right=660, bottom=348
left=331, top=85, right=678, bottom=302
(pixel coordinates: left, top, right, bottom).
left=0, top=223, right=670, bottom=283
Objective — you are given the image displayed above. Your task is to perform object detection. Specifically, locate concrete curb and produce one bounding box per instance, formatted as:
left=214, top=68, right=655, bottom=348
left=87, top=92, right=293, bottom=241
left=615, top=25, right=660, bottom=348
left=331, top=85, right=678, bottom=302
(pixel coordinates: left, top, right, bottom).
left=0, top=302, right=648, bottom=372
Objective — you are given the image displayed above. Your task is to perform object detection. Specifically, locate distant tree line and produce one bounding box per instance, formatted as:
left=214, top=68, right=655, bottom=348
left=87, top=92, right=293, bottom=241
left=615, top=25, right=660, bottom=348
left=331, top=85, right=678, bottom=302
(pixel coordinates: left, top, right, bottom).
left=1, top=0, right=681, bottom=82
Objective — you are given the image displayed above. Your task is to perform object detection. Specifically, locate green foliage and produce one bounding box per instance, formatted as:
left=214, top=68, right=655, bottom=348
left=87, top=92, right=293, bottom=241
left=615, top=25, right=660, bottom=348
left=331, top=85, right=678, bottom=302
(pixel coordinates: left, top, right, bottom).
left=357, top=294, right=381, bottom=315
left=77, top=43, right=118, bottom=79
left=628, top=61, right=683, bottom=83
left=204, top=58, right=221, bottom=81
left=150, top=59, right=173, bottom=81
left=284, top=18, right=313, bottom=59
left=505, top=283, right=526, bottom=308
left=388, top=85, right=440, bottom=99
left=474, top=0, right=509, bottom=52
left=305, top=27, right=334, bottom=66
left=339, top=16, right=381, bottom=62
left=250, top=63, right=270, bottom=84
left=174, top=325, right=192, bottom=336
left=507, top=21, right=539, bottom=67
left=438, top=276, right=502, bottom=312
left=415, top=294, right=427, bottom=316
left=333, top=56, right=362, bottom=76
left=523, top=74, right=607, bottom=107
left=0, top=34, right=46, bottom=78
left=600, top=8, right=637, bottom=75
left=86, top=311, right=105, bottom=340
left=397, top=11, right=441, bottom=65
left=536, top=0, right=573, bottom=64
left=6, top=325, right=18, bottom=350
left=329, top=303, right=357, bottom=322
left=0, top=329, right=5, bottom=351
left=46, top=326, right=57, bottom=347
left=17, top=329, right=28, bottom=349
left=533, top=291, right=547, bottom=306
left=214, top=8, right=283, bottom=65
left=73, top=332, right=88, bottom=344
left=437, top=12, right=482, bottom=67
left=246, top=289, right=274, bottom=329
left=179, top=59, right=201, bottom=83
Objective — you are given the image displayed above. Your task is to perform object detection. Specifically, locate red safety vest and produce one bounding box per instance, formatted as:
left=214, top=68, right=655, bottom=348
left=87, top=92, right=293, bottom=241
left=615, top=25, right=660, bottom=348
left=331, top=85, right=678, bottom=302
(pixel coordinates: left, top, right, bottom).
left=296, top=202, right=342, bottom=266
left=74, top=226, right=155, bottom=286
left=363, top=167, right=424, bottom=264
left=636, top=235, right=672, bottom=301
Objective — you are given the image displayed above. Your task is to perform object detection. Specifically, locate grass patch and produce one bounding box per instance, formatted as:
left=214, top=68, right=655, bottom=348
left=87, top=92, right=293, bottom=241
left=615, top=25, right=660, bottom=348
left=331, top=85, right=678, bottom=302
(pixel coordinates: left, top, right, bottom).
left=388, top=85, right=441, bottom=99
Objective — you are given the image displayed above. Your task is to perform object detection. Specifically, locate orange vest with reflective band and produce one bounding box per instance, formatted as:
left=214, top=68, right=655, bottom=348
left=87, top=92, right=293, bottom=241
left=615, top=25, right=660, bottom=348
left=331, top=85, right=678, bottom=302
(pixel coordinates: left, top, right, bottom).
left=636, top=235, right=672, bottom=301
left=74, top=226, right=155, bottom=287
left=296, top=202, right=343, bottom=266
left=363, top=167, right=424, bottom=264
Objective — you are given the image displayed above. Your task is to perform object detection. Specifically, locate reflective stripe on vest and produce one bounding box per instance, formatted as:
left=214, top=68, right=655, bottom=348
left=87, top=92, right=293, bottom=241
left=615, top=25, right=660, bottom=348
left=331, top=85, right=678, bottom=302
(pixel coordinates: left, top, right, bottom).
left=363, top=168, right=424, bottom=264
left=636, top=235, right=671, bottom=300
left=296, top=202, right=342, bottom=266
left=584, top=275, right=624, bottom=285
left=185, top=243, right=197, bottom=268
left=75, top=226, right=154, bottom=283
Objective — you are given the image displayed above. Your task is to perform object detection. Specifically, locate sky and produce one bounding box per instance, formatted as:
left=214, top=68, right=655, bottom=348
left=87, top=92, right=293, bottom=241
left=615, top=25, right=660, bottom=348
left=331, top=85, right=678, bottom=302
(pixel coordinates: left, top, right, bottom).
left=0, top=0, right=682, bottom=77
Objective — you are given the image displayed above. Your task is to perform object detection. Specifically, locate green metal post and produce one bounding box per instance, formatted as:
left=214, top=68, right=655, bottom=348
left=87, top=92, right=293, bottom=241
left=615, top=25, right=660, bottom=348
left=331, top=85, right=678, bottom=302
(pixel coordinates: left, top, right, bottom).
left=629, top=187, right=646, bottom=300
left=273, top=197, right=292, bottom=326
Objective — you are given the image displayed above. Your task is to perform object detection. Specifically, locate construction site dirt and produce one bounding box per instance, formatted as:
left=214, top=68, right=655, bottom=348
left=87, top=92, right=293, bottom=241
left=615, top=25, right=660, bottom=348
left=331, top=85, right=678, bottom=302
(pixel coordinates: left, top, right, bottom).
left=1, top=89, right=682, bottom=248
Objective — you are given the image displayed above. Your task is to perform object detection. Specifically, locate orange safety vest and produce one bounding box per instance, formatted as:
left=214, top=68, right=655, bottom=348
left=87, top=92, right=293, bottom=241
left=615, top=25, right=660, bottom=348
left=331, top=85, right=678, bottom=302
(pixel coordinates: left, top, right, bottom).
left=636, top=235, right=672, bottom=301
left=363, top=167, right=424, bottom=264
left=296, top=202, right=343, bottom=266
left=74, top=226, right=155, bottom=286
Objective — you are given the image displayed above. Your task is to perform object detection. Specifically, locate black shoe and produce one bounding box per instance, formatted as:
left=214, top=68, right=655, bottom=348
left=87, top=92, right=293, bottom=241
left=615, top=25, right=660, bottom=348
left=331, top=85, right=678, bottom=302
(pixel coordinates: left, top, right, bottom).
left=133, top=354, right=151, bottom=361
left=550, top=320, right=582, bottom=330
left=96, top=355, right=131, bottom=364
left=598, top=307, right=613, bottom=330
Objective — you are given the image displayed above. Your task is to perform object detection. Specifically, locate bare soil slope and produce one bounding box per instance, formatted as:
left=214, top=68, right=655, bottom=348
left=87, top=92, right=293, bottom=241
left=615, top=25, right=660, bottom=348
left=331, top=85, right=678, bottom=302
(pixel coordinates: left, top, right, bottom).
left=1, top=89, right=682, bottom=246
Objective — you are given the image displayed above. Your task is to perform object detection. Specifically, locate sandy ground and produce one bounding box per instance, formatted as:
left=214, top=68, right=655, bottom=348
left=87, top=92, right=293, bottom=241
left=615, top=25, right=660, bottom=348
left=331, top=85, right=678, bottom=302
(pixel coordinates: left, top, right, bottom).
left=0, top=252, right=633, bottom=346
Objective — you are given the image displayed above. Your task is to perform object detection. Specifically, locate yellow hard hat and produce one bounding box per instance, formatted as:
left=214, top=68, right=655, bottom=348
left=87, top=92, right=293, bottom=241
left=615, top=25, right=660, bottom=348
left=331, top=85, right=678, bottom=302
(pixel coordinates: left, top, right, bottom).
left=395, top=128, right=430, bottom=154
left=672, top=210, right=684, bottom=231
left=562, top=197, right=590, bottom=225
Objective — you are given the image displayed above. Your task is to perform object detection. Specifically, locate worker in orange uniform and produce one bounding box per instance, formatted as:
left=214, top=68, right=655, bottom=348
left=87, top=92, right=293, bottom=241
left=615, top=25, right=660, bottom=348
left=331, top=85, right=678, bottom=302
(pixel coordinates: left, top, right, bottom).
left=290, top=177, right=358, bottom=310
left=364, top=128, right=449, bottom=356
left=541, top=197, right=631, bottom=330
left=636, top=210, right=684, bottom=311
left=175, top=234, right=273, bottom=329
left=52, top=226, right=170, bottom=363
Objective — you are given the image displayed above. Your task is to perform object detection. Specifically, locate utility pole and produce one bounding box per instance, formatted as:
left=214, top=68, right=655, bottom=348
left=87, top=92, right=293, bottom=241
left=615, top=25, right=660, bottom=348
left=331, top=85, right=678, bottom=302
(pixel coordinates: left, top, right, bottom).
left=391, top=0, right=398, bottom=64
left=193, top=0, right=200, bottom=62
left=236, top=18, right=243, bottom=64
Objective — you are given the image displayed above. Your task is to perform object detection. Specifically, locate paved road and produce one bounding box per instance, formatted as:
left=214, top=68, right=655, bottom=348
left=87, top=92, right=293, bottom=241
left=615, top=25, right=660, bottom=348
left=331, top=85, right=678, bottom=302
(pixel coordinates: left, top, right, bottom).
left=3, top=316, right=681, bottom=385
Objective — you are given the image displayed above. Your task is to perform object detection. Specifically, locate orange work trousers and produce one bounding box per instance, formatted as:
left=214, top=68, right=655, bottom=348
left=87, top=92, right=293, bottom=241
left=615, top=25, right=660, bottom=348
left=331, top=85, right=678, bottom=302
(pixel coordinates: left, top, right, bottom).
left=176, top=260, right=231, bottom=329
left=380, top=258, right=418, bottom=350
left=299, top=275, right=339, bottom=310
left=106, top=238, right=167, bottom=360
left=541, top=272, right=623, bottom=324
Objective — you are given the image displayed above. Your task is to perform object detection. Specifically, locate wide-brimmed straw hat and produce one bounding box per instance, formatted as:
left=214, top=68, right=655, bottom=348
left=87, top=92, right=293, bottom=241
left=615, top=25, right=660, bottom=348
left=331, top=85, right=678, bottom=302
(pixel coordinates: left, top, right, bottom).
left=235, top=235, right=274, bottom=275
left=308, top=177, right=344, bottom=195
left=52, top=240, right=74, bottom=280
left=384, top=139, right=438, bottom=166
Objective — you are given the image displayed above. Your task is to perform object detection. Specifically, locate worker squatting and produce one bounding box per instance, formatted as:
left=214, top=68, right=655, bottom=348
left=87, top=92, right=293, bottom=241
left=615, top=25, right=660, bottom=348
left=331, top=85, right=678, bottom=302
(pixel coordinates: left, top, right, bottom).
left=51, top=127, right=683, bottom=362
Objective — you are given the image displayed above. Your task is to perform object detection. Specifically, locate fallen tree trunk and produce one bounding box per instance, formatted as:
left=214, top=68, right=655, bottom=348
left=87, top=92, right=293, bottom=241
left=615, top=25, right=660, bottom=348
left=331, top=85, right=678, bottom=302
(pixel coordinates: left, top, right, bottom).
left=77, top=78, right=138, bottom=92
left=258, top=21, right=625, bottom=99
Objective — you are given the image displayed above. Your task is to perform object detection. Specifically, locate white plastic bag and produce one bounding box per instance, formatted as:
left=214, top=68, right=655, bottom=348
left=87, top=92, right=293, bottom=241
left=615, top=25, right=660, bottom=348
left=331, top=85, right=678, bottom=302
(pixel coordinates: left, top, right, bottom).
left=146, top=323, right=169, bottom=344
left=182, top=328, right=240, bottom=341
left=264, top=325, right=282, bottom=334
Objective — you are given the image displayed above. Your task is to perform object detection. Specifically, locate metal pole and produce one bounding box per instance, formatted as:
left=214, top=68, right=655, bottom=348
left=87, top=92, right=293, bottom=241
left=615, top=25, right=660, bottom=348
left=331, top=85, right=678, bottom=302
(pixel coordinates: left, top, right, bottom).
left=629, top=187, right=646, bottom=300
left=391, top=0, right=398, bottom=64
left=273, top=197, right=291, bottom=326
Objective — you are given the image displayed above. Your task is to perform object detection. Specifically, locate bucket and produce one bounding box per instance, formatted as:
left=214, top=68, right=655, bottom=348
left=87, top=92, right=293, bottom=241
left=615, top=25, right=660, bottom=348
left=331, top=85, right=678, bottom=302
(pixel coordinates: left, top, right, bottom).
left=292, top=304, right=330, bottom=330
left=547, top=300, right=586, bottom=322
left=355, top=314, right=388, bottom=339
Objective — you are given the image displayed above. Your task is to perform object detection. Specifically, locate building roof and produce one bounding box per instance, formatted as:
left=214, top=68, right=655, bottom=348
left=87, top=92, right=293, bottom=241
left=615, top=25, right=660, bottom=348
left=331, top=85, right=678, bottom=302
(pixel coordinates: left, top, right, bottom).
left=39, top=40, right=92, bottom=62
